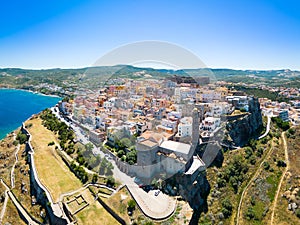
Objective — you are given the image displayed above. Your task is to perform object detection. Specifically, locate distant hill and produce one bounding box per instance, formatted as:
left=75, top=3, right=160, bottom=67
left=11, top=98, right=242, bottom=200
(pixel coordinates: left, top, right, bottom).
left=1, top=66, right=299, bottom=92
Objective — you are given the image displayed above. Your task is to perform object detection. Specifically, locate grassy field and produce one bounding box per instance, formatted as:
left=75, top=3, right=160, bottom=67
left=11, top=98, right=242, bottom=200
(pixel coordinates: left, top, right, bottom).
left=26, top=117, right=82, bottom=202
left=74, top=189, right=117, bottom=225
left=102, top=186, right=143, bottom=224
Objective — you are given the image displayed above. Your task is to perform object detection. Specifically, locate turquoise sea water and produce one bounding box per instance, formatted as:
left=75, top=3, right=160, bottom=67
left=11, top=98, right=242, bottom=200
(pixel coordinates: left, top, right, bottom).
left=0, top=89, right=61, bottom=139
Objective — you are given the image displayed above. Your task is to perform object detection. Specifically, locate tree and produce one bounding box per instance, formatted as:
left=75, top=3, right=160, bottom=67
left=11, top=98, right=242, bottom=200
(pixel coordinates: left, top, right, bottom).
left=120, top=138, right=132, bottom=148
left=221, top=198, right=233, bottom=218
left=48, top=141, right=55, bottom=146
left=245, top=206, right=255, bottom=220
left=126, top=150, right=137, bottom=165
left=263, top=161, right=270, bottom=170
left=117, top=150, right=125, bottom=158
left=16, top=132, right=28, bottom=144
left=92, top=174, right=98, bottom=183
left=249, top=155, right=256, bottom=165
left=277, top=160, right=287, bottom=167
left=296, top=208, right=300, bottom=218
left=244, top=147, right=253, bottom=159
left=85, top=142, right=94, bottom=153
left=106, top=176, right=115, bottom=186
left=127, top=199, right=136, bottom=210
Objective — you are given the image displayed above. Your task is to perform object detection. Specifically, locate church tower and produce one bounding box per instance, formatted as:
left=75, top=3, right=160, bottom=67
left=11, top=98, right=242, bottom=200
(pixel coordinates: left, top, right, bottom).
left=192, top=108, right=199, bottom=149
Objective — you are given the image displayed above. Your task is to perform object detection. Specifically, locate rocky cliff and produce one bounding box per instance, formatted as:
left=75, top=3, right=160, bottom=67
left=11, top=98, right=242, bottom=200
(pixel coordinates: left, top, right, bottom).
left=226, top=97, right=263, bottom=146
left=177, top=172, right=211, bottom=211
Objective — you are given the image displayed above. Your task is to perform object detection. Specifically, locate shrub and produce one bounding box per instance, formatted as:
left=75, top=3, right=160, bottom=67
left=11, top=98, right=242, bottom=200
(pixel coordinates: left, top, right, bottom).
left=127, top=199, right=136, bottom=210
left=249, top=155, right=256, bottom=165
left=244, top=147, right=253, bottom=159
left=263, top=161, right=270, bottom=170
left=296, top=208, right=300, bottom=218
left=245, top=206, right=255, bottom=220
left=106, top=176, right=115, bottom=186
left=92, top=174, right=98, bottom=183
left=117, top=150, right=125, bottom=158
left=48, top=141, right=55, bottom=146
left=16, top=132, right=28, bottom=144
left=276, top=160, right=286, bottom=167
left=221, top=198, right=233, bottom=218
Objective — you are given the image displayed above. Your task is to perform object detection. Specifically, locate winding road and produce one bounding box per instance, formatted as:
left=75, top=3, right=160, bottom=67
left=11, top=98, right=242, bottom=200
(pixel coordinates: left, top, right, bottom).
left=259, top=115, right=271, bottom=139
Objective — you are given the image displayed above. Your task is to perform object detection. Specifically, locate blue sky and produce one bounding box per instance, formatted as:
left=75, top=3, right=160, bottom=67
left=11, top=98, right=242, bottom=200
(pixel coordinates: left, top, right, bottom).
left=0, top=0, right=300, bottom=70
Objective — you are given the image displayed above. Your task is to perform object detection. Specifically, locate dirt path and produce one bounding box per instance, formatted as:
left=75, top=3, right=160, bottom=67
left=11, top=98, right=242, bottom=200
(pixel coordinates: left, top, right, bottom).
left=236, top=140, right=274, bottom=225
left=270, top=131, right=289, bottom=225
left=0, top=179, right=9, bottom=224
left=10, top=143, right=20, bottom=188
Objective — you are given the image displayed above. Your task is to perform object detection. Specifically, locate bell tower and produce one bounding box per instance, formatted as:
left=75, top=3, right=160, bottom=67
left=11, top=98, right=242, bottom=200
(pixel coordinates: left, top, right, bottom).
left=192, top=108, right=199, bottom=148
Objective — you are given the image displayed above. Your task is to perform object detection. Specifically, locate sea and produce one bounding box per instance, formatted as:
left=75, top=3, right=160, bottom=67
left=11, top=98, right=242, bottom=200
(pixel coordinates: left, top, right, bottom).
left=0, top=89, right=61, bottom=140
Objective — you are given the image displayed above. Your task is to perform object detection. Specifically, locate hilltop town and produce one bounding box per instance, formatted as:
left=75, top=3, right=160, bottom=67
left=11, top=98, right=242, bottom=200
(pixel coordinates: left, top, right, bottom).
left=0, top=69, right=300, bottom=225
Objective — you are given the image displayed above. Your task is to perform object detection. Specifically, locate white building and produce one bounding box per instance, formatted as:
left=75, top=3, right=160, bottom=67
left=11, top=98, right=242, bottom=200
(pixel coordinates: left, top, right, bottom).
left=177, top=117, right=193, bottom=137
left=200, top=117, right=221, bottom=131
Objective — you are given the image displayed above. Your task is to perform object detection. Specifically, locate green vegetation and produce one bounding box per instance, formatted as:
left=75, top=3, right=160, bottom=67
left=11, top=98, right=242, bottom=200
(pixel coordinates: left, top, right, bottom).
left=99, top=157, right=114, bottom=176
left=221, top=198, right=233, bottom=218
left=108, top=137, right=137, bottom=165
left=271, top=117, right=290, bottom=131
left=232, top=85, right=290, bottom=102
left=296, top=209, right=300, bottom=218
left=266, top=173, right=281, bottom=202
left=127, top=199, right=136, bottom=211
left=106, top=176, right=115, bottom=186
left=48, top=141, right=55, bottom=146
left=217, top=154, right=249, bottom=193
left=40, top=108, right=74, bottom=149
left=70, top=161, right=88, bottom=183
left=92, top=174, right=98, bottom=183
left=16, top=131, right=28, bottom=144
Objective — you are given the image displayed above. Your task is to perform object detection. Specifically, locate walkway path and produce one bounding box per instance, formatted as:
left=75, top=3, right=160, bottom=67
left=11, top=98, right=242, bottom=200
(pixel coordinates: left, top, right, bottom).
left=0, top=179, right=39, bottom=225
left=0, top=180, right=9, bottom=224
left=270, top=131, right=289, bottom=225
left=10, top=143, right=20, bottom=189
left=259, top=115, right=271, bottom=139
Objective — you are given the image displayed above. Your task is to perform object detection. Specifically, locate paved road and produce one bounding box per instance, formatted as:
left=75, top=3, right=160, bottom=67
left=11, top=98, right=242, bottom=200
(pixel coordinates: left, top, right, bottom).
left=259, top=115, right=271, bottom=139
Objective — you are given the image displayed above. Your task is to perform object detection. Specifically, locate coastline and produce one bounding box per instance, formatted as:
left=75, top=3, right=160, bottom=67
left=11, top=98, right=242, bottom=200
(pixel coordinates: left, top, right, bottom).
left=0, top=87, right=62, bottom=98
left=0, top=89, right=61, bottom=141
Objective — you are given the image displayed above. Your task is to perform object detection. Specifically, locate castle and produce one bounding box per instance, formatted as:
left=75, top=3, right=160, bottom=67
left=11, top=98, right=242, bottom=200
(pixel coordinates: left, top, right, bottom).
left=134, top=108, right=205, bottom=183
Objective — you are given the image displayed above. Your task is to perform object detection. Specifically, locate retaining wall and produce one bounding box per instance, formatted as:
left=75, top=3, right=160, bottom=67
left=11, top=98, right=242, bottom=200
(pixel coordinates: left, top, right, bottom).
left=21, top=124, right=69, bottom=225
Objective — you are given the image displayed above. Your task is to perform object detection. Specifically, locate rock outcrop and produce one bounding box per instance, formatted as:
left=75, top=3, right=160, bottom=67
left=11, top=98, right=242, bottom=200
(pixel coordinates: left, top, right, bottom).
left=178, top=172, right=211, bottom=211
left=226, top=97, right=262, bottom=146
